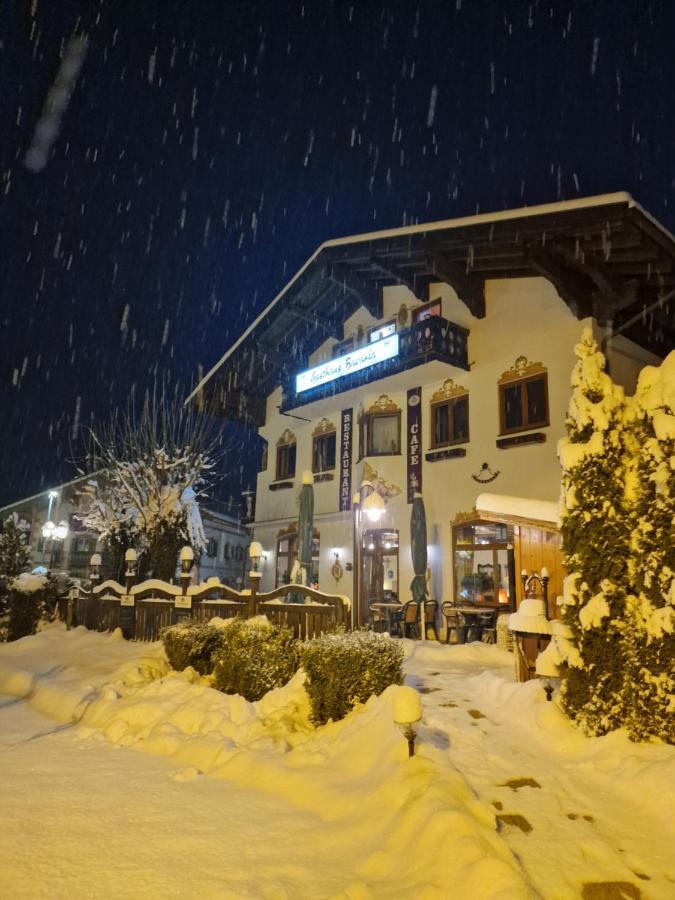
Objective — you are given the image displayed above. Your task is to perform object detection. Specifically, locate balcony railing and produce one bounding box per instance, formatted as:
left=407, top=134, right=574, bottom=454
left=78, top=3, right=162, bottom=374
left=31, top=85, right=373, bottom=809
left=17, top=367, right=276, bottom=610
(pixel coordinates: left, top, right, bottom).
left=281, top=315, right=469, bottom=411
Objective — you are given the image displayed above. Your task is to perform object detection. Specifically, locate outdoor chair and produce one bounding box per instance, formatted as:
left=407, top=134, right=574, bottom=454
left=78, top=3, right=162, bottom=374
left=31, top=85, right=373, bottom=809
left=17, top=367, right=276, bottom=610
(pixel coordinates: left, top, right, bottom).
left=369, top=600, right=387, bottom=633
left=478, top=609, right=498, bottom=644
left=402, top=600, right=420, bottom=639
left=441, top=602, right=461, bottom=644
left=424, top=599, right=439, bottom=640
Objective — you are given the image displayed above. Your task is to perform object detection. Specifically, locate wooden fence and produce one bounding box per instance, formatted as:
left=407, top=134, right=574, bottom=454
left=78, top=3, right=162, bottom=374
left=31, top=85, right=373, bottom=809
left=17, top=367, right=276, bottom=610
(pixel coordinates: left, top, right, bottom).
left=58, top=575, right=349, bottom=642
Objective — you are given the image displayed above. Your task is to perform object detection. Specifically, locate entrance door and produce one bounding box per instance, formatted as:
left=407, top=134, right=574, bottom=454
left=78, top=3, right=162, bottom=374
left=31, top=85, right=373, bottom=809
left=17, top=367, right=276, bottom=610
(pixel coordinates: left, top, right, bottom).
left=361, top=529, right=399, bottom=623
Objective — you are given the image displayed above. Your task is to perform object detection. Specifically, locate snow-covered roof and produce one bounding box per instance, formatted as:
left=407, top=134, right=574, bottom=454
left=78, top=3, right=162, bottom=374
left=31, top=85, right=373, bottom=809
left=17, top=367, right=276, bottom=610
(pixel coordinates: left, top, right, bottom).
left=476, top=493, right=559, bottom=527
left=187, top=192, right=675, bottom=421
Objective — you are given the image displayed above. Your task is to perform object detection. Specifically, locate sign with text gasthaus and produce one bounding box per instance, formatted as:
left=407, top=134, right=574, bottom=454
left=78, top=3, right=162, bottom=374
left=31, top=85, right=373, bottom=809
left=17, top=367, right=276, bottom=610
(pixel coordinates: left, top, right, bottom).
left=339, top=408, right=353, bottom=512
left=296, top=334, right=399, bottom=394
left=407, top=387, right=422, bottom=503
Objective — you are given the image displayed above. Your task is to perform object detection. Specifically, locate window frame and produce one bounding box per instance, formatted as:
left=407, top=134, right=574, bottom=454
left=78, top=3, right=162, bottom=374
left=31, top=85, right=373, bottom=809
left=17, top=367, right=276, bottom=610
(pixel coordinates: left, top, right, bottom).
left=411, top=299, right=442, bottom=325
left=498, top=373, right=549, bottom=436
left=368, top=320, right=396, bottom=343
left=275, top=439, right=297, bottom=481
left=312, top=430, right=337, bottom=473
left=275, top=528, right=320, bottom=588
left=359, top=411, right=402, bottom=458
left=430, top=394, right=470, bottom=449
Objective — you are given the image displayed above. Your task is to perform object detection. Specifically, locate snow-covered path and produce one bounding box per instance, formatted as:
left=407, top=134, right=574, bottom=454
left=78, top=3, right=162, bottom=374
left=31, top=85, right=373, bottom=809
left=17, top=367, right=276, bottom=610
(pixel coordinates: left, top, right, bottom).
left=0, top=696, right=391, bottom=899
left=0, top=626, right=673, bottom=899
left=409, top=643, right=675, bottom=899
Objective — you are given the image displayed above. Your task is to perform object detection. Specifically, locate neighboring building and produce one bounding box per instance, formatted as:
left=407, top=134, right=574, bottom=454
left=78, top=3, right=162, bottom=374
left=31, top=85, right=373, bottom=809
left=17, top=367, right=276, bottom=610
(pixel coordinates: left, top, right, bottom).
left=188, top=194, right=673, bottom=625
left=0, top=477, right=250, bottom=586
left=0, top=474, right=99, bottom=579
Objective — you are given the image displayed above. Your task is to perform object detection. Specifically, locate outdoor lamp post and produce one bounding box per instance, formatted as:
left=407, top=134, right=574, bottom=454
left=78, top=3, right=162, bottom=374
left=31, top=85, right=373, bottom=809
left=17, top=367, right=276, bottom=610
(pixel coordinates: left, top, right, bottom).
left=179, top=545, right=194, bottom=591
left=393, top=686, right=423, bottom=757
left=90, top=552, right=102, bottom=583
left=248, top=541, right=263, bottom=617
left=124, top=548, right=137, bottom=594
left=249, top=541, right=263, bottom=573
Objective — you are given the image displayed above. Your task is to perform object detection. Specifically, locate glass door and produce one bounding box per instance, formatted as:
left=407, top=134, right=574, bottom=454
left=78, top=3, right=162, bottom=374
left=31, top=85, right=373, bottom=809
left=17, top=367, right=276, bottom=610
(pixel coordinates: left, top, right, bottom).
left=361, top=529, right=399, bottom=621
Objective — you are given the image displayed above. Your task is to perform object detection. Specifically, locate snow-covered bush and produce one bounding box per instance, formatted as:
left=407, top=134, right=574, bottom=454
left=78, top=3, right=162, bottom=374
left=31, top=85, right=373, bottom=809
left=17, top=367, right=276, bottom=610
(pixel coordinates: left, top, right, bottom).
left=557, top=329, right=629, bottom=734
left=212, top=618, right=300, bottom=702
left=7, top=572, right=59, bottom=641
left=301, top=629, right=404, bottom=725
left=161, top=619, right=226, bottom=676
left=623, top=353, right=675, bottom=743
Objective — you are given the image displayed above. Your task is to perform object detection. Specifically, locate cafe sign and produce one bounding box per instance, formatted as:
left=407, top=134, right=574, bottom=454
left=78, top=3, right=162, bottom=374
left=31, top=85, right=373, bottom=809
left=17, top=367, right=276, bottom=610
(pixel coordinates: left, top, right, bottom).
left=296, top=334, right=399, bottom=394
left=407, top=387, right=422, bottom=503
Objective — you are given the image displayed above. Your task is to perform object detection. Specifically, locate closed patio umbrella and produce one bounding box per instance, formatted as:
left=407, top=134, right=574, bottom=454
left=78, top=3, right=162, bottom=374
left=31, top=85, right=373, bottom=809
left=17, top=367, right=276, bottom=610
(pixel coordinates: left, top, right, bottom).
left=410, top=492, right=428, bottom=640
left=293, top=470, right=315, bottom=603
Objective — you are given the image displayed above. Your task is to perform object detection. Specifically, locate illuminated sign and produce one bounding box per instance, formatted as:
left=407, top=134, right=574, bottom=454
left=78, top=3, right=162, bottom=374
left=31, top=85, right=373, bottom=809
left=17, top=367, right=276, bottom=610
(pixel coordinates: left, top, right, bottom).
left=296, top=334, right=399, bottom=394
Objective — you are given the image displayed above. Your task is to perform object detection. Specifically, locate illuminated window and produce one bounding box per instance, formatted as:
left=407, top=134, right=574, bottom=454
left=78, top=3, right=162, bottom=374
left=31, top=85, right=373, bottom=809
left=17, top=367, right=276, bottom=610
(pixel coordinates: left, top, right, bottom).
left=359, top=396, right=401, bottom=457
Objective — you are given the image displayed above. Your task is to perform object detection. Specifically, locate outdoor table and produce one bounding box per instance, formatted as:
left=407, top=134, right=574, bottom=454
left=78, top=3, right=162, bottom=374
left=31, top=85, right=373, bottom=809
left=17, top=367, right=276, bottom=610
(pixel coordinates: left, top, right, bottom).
left=451, top=606, right=498, bottom=643
left=370, top=602, right=404, bottom=635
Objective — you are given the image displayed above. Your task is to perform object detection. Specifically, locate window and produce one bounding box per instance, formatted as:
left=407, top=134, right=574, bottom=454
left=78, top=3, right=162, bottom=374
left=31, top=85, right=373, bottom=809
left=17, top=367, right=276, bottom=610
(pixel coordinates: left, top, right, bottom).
left=368, top=320, right=395, bottom=343
left=332, top=337, right=354, bottom=358
left=312, top=431, right=336, bottom=472
left=206, top=538, right=218, bottom=558
left=275, top=527, right=320, bottom=587
left=359, top=412, right=401, bottom=456
left=275, top=429, right=296, bottom=480
left=412, top=299, right=442, bottom=325
left=498, top=358, right=549, bottom=435
left=431, top=395, right=469, bottom=448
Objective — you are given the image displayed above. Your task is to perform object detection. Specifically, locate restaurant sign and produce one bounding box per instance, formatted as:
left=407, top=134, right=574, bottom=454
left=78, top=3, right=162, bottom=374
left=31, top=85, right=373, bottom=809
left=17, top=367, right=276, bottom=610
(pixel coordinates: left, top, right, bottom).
left=407, top=387, right=422, bottom=503
left=296, top=334, right=399, bottom=394
left=339, top=408, right=353, bottom=512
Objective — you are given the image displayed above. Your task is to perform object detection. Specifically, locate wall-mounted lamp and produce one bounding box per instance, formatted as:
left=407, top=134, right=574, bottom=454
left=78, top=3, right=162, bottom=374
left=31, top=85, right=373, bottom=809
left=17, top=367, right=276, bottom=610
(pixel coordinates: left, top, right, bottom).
left=363, top=490, right=385, bottom=523
left=393, top=686, right=423, bottom=757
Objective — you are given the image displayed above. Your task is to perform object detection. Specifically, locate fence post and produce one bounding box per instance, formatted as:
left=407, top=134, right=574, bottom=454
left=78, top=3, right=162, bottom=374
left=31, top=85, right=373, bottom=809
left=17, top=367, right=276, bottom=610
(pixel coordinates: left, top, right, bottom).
left=174, top=546, right=194, bottom=625
left=248, top=571, right=260, bottom=619
left=120, top=548, right=137, bottom=640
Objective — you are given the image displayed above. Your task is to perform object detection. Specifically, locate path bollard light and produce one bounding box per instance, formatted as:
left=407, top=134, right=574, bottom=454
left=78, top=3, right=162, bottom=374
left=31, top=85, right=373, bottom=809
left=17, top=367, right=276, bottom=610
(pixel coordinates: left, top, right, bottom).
left=90, top=552, right=102, bottom=581
left=393, top=686, right=423, bottom=757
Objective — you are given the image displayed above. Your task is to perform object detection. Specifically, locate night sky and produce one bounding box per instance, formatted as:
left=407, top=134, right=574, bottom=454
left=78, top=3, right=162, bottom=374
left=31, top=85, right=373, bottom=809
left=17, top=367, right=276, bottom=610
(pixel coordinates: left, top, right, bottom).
left=1, top=1, right=673, bottom=507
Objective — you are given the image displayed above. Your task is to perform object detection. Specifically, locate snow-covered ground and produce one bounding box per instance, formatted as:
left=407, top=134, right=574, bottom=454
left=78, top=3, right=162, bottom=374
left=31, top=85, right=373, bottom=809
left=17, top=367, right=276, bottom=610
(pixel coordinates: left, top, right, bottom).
left=0, top=626, right=672, bottom=899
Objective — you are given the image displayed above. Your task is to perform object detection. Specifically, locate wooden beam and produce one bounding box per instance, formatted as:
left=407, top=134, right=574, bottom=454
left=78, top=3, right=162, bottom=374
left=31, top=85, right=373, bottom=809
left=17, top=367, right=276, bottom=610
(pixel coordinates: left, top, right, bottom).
left=552, top=241, right=640, bottom=322
left=328, top=262, right=383, bottom=319
left=426, top=254, right=486, bottom=318
left=525, top=246, right=595, bottom=319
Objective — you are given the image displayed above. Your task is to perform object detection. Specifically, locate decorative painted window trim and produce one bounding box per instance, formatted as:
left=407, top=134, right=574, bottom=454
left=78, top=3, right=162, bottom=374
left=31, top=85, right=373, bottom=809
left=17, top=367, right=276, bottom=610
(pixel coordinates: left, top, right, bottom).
left=358, top=395, right=402, bottom=458
left=497, top=356, right=549, bottom=436
left=429, top=379, right=470, bottom=449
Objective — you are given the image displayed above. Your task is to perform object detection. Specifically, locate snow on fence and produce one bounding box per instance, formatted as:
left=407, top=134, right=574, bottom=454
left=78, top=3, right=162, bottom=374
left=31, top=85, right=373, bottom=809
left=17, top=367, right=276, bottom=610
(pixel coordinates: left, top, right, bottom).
left=57, top=557, right=349, bottom=642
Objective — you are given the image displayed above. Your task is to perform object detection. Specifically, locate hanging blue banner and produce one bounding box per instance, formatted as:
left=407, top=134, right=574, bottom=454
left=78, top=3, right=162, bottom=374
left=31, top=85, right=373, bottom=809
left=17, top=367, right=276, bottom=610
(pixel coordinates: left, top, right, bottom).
left=339, top=408, right=353, bottom=512
left=407, top=388, right=422, bottom=503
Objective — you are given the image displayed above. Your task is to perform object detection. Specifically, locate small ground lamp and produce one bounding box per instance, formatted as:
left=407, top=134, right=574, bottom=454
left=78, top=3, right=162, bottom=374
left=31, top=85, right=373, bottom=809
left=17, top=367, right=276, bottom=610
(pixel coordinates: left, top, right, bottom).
left=249, top=541, right=263, bottom=572
left=393, top=686, right=423, bottom=757
left=535, top=641, right=561, bottom=701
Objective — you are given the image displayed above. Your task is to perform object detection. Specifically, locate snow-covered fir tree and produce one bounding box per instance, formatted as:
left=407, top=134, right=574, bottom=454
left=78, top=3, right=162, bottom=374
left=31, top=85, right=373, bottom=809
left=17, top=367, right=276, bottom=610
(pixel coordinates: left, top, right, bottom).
left=557, top=328, right=629, bottom=735
left=0, top=513, right=32, bottom=605
left=623, top=352, right=675, bottom=743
